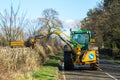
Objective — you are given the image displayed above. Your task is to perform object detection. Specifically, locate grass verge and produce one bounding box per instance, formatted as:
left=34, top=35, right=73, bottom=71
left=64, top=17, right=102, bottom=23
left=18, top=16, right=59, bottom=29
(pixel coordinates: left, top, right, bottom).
left=100, top=54, right=120, bottom=64
left=111, top=59, right=120, bottom=64
left=32, top=53, right=63, bottom=80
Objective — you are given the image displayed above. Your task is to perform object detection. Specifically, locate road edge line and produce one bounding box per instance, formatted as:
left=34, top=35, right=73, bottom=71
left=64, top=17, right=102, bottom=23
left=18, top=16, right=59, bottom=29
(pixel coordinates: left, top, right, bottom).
left=99, top=68, right=118, bottom=80
left=105, top=73, right=118, bottom=80
left=62, top=70, right=66, bottom=80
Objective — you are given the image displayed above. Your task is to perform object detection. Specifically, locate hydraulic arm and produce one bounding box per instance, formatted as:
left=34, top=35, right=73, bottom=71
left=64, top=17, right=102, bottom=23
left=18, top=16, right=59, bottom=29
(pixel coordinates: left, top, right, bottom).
left=53, top=30, right=82, bottom=55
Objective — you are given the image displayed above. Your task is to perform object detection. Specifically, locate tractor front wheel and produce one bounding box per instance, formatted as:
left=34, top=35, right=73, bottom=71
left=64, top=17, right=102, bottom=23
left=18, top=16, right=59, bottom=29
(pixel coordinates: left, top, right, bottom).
left=64, top=51, right=74, bottom=70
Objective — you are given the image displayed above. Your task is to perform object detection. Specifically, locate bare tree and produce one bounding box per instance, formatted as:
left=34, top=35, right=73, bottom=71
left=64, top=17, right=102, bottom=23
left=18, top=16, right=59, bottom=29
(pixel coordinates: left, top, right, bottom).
left=27, top=19, right=42, bottom=36
left=0, top=4, right=27, bottom=45
left=39, top=8, right=63, bottom=35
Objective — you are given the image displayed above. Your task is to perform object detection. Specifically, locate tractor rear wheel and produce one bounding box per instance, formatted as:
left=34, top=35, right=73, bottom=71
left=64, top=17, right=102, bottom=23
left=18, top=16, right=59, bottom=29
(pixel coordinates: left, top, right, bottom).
left=64, top=51, right=74, bottom=70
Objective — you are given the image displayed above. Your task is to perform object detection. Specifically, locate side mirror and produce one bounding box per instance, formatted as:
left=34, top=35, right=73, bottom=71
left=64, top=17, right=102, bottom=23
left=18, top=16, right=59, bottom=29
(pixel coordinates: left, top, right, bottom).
left=70, top=28, right=74, bottom=35
left=70, top=28, right=72, bottom=32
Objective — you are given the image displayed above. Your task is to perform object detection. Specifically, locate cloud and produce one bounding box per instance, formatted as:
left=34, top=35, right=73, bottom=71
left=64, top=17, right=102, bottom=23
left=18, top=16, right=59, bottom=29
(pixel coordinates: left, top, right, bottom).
left=65, top=19, right=75, bottom=24
left=62, top=19, right=81, bottom=34
left=63, top=19, right=76, bottom=28
left=64, top=19, right=80, bottom=29
left=62, top=19, right=75, bottom=34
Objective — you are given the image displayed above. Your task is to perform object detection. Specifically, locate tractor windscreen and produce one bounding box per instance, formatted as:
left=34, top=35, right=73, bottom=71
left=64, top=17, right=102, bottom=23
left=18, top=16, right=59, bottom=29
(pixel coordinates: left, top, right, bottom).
left=72, top=34, right=89, bottom=44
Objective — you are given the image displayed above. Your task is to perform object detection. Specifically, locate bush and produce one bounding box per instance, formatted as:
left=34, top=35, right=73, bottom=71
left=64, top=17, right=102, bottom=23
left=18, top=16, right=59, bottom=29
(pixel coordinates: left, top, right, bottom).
left=99, top=48, right=120, bottom=59
left=0, top=47, right=42, bottom=80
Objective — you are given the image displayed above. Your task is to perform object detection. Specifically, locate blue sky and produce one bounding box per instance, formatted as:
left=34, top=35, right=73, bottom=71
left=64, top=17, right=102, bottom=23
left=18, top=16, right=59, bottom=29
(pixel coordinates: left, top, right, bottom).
left=0, top=0, right=102, bottom=21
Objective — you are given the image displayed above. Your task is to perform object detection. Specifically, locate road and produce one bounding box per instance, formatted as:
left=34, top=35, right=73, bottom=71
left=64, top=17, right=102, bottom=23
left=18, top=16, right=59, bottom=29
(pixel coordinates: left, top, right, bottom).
left=59, top=57, right=120, bottom=80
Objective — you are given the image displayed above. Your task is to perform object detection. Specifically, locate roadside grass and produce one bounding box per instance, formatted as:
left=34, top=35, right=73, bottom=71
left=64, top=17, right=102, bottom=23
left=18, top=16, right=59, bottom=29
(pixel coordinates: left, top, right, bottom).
left=111, top=59, right=120, bottom=63
left=32, top=53, right=63, bottom=80
left=100, top=54, right=120, bottom=64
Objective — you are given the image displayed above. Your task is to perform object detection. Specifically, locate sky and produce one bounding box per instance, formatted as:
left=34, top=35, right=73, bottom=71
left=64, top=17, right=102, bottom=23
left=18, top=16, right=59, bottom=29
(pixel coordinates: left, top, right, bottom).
left=0, top=0, right=102, bottom=22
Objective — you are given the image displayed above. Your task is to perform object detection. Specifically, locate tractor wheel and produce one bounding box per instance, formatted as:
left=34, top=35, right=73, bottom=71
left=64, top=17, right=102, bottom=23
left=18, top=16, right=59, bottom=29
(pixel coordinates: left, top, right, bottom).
left=64, top=51, right=74, bottom=70
left=90, top=51, right=99, bottom=70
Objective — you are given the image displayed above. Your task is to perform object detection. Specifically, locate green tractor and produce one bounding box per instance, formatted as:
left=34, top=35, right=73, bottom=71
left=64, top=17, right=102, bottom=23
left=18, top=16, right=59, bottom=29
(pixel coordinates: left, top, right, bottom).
left=63, top=29, right=99, bottom=70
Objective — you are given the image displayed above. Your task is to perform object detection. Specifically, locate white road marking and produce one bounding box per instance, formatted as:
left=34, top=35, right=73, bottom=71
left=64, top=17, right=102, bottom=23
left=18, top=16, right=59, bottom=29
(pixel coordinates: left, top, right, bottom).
left=62, top=63, right=66, bottom=80
left=98, top=68, right=103, bottom=71
left=99, top=68, right=118, bottom=80
left=105, top=73, right=118, bottom=80
left=61, top=63, right=118, bottom=80
left=62, top=70, right=66, bottom=80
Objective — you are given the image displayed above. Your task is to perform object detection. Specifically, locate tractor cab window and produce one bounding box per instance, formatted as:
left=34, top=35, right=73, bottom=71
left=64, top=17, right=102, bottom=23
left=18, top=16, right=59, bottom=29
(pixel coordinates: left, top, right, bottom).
left=72, top=34, right=89, bottom=44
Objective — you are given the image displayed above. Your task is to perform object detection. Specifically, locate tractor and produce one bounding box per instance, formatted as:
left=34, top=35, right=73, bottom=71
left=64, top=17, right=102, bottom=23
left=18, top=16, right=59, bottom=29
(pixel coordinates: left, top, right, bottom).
left=53, top=29, right=99, bottom=70
left=10, top=29, right=99, bottom=70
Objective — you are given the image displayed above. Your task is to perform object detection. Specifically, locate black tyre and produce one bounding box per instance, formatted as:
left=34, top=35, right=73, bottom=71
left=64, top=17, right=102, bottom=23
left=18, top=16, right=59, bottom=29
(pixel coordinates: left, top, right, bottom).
left=90, top=63, right=98, bottom=70
left=64, top=51, right=74, bottom=70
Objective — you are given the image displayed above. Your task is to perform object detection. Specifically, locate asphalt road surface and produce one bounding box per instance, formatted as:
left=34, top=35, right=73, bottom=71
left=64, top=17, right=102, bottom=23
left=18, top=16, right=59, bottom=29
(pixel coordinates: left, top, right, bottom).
left=60, top=57, right=120, bottom=80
